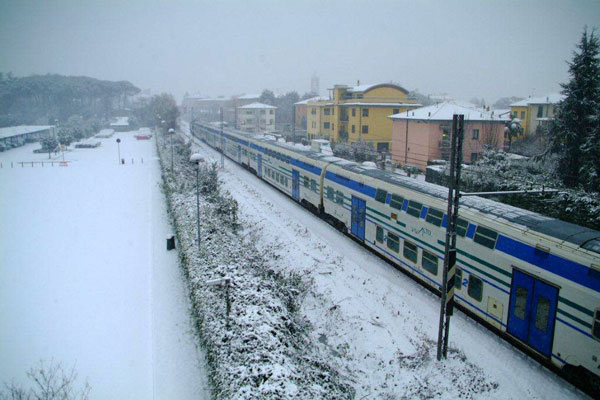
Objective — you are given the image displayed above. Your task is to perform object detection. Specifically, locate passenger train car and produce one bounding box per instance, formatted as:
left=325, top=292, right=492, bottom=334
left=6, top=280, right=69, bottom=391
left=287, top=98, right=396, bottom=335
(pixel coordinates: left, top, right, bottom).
left=190, top=121, right=600, bottom=391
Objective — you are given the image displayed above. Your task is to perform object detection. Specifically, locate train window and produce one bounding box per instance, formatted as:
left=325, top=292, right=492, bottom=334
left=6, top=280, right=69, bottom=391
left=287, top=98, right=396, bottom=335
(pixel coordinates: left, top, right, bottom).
left=456, top=218, right=468, bottom=237
left=455, top=268, right=463, bottom=290
left=327, top=187, right=334, bottom=200
left=468, top=275, right=483, bottom=302
left=403, top=240, right=418, bottom=263
left=387, top=233, right=400, bottom=253
left=310, top=179, right=317, bottom=191
left=474, top=226, right=498, bottom=249
left=336, top=191, right=344, bottom=204
left=422, top=250, right=438, bottom=275
left=593, top=309, right=600, bottom=339
left=425, top=208, right=444, bottom=227
left=303, top=176, right=309, bottom=187
left=514, top=286, right=528, bottom=320
left=375, top=189, right=387, bottom=203
left=406, top=200, right=423, bottom=218
left=376, top=226, right=384, bottom=243
left=390, top=194, right=404, bottom=210
left=535, top=296, right=551, bottom=332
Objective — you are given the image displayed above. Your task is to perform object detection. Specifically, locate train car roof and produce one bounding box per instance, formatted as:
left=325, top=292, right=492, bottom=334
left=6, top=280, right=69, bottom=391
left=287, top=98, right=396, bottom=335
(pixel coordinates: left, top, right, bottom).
left=197, top=122, right=600, bottom=253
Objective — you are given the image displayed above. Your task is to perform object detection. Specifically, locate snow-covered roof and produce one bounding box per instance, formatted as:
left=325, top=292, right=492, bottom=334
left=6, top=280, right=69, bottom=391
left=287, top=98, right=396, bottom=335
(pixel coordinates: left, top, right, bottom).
left=110, top=117, right=129, bottom=126
left=389, top=102, right=505, bottom=122
left=238, top=102, right=277, bottom=109
left=294, top=96, right=329, bottom=105
left=348, top=83, right=409, bottom=94
left=0, top=125, right=54, bottom=140
left=237, top=93, right=261, bottom=100
left=510, top=93, right=564, bottom=107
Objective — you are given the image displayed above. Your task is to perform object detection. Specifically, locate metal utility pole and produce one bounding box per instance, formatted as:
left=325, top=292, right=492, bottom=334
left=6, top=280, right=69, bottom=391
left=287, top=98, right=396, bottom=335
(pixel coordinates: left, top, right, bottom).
left=437, top=114, right=464, bottom=361
left=220, top=107, right=224, bottom=169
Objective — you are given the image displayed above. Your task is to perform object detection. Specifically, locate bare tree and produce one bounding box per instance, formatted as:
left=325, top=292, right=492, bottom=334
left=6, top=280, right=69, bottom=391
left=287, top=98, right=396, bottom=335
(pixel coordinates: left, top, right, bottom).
left=1, top=360, right=91, bottom=400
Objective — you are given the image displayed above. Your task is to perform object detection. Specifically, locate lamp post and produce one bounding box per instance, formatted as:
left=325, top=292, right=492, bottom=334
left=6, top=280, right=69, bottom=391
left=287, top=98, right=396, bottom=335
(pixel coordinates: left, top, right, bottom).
left=190, top=153, right=205, bottom=250
left=168, top=128, right=175, bottom=170
left=116, top=138, right=121, bottom=164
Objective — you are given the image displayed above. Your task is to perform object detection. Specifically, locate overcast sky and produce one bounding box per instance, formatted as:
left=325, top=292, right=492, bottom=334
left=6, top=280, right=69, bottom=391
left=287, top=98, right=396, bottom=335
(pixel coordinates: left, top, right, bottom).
left=1, top=0, right=599, bottom=104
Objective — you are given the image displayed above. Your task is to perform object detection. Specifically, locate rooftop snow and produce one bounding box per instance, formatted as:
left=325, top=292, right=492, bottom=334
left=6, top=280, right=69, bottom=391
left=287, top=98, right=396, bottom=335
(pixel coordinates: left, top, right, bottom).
left=237, top=93, right=261, bottom=100
left=510, top=93, right=565, bottom=107
left=343, top=102, right=421, bottom=107
left=294, top=96, right=329, bottom=105
left=389, top=102, right=505, bottom=122
left=0, top=125, right=54, bottom=139
left=238, top=102, right=277, bottom=109
left=110, top=117, right=129, bottom=126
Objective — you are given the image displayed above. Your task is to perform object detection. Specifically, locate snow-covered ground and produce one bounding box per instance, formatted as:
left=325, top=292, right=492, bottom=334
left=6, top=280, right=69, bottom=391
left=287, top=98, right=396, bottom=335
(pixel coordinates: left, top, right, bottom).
left=181, top=122, right=588, bottom=399
left=0, top=135, right=209, bottom=398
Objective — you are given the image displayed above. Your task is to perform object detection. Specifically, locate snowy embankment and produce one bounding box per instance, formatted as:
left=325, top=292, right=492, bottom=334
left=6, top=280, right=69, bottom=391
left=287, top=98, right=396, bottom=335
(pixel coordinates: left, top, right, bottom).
left=155, top=134, right=353, bottom=398
left=179, top=122, right=588, bottom=399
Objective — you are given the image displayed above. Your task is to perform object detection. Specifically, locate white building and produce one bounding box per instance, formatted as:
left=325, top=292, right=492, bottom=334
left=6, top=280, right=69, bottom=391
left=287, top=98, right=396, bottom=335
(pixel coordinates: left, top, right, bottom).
left=237, top=102, right=277, bottom=133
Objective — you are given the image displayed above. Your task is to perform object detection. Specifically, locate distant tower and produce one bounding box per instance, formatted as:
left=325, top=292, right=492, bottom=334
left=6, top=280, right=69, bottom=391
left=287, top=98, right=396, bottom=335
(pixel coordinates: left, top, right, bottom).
left=311, top=73, right=320, bottom=95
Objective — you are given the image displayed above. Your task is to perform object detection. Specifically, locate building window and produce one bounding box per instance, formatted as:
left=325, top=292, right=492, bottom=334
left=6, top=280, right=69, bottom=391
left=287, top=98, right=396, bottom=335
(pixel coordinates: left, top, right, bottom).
left=311, top=108, right=316, bottom=115
left=520, top=111, right=525, bottom=119
left=393, top=108, right=399, bottom=115
left=352, top=125, right=355, bottom=133
left=260, top=110, right=266, bottom=114
left=425, top=208, right=444, bottom=227
left=324, top=122, right=330, bottom=129
left=376, top=226, right=384, bottom=243
left=312, top=121, right=316, bottom=128
left=390, top=194, right=404, bottom=210
left=324, top=108, right=331, bottom=116
left=403, top=240, right=418, bottom=263
left=474, top=225, right=498, bottom=249
left=468, top=274, right=483, bottom=302
left=471, top=152, right=480, bottom=162
left=362, top=108, right=369, bottom=117
left=352, top=108, right=356, bottom=117
left=537, top=106, right=544, bottom=118
left=332, top=123, right=334, bottom=131
left=375, top=189, right=387, bottom=203
left=387, top=233, right=400, bottom=253
left=270, top=110, right=273, bottom=114
left=422, top=250, right=438, bottom=275
left=472, top=129, right=480, bottom=140
left=406, top=200, right=423, bottom=218
left=361, top=125, right=369, bottom=134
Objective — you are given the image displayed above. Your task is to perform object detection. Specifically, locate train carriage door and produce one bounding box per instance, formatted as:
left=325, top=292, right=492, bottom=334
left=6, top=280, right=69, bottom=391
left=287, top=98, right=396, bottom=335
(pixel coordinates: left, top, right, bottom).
left=257, top=154, right=262, bottom=178
left=292, top=170, right=300, bottom=201
left=508, top=269, right=559, bottom=357
left=351, top=196, right=366, bottom=240
left=237, top=145, right=242, bottom=163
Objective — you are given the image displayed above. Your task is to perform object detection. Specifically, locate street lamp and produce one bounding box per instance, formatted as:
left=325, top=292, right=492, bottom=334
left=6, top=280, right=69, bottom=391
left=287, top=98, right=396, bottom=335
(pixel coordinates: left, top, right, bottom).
left=168, top=128, right=175, bottom=170
left=190, top=153, right=205, bottom=250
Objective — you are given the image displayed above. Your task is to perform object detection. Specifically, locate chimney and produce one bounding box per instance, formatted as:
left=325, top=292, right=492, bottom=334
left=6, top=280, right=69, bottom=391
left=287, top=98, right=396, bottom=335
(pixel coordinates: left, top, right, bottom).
left=357, top=80, right=360, bottom=86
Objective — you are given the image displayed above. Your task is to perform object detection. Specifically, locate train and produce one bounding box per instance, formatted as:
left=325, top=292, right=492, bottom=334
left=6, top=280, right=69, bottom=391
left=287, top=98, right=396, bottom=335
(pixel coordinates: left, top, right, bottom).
left=190, top=120, right=600, bottom=393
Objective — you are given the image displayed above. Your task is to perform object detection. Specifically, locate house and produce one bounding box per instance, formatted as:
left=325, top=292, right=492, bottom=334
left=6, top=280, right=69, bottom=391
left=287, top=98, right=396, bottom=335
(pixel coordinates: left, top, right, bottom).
left=293, top=96, right=328, bottom=129
left=509, top=93, right=564, bottom=136
left=389, top=102, right=506, bottom=171
left=306, top=83, right=420, bottom=152
left=237, top=102, right=277, bottom=133
left=110, top=117, right=130, bottom=132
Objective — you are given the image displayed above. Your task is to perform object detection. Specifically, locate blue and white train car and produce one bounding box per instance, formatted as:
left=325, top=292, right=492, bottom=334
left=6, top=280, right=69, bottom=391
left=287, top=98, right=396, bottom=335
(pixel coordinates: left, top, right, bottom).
left=191, top=121, right=600, bottom=390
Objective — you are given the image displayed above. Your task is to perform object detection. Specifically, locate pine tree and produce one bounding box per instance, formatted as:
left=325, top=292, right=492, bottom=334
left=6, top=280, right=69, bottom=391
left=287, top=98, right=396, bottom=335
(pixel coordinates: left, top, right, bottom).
left=549, top=28, right=600, bottom=190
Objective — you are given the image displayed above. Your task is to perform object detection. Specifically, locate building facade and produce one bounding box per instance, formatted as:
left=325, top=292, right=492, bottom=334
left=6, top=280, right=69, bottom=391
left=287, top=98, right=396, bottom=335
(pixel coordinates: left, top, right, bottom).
left=509, top=93, right=564, bottom=136
left=390, top=102, right=506, bottom=171
left=237, top=102, right=277, bottom=133
left=306, top=83, right=420, bottom=152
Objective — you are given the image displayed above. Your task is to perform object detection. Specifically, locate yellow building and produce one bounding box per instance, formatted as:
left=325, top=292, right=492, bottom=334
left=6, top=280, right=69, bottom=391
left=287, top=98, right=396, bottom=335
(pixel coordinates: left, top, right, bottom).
left=509, top=93, right=564, bottom=136
left=306, top=83, right=420, bottom=152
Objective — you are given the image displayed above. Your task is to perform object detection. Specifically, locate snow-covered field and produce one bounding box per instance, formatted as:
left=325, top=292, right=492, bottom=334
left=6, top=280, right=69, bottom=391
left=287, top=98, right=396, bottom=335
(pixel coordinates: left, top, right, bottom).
left=181, top=122, right=588, bottom=399
left=0, top=135, right=208, bottom=398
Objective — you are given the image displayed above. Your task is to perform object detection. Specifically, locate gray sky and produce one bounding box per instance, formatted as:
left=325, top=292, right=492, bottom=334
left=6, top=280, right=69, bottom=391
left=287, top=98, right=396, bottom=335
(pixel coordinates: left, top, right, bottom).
left=1, top=0, right=599, bottom=104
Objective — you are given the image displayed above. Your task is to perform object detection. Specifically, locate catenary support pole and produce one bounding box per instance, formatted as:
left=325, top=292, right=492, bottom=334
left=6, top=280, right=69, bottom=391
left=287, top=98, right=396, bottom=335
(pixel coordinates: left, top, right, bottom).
left=220, top=107, right=224, bottom=169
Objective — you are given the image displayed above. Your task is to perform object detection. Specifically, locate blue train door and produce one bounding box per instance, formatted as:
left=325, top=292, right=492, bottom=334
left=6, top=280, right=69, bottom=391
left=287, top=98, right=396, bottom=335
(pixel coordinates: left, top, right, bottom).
left=257, top=154, right=262, bottom=178
left=351, top=196, right=366, bottom=240
left=292, top=170, right=300, bottom=201
left=237, top=145, right=241, bottom=163
left=508, top=269, right=559, bottom=357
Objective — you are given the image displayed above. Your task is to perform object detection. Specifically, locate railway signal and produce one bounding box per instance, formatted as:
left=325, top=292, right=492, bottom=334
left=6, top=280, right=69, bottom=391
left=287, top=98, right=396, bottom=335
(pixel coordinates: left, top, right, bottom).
left=437, top=114, right=464, bottom=361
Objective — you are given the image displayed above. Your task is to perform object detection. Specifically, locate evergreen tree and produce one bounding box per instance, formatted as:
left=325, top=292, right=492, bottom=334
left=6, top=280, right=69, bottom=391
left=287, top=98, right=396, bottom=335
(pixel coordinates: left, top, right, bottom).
left=548, top=28, right=600, bottom=190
